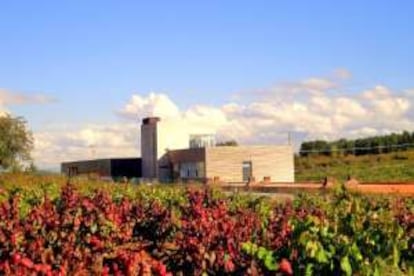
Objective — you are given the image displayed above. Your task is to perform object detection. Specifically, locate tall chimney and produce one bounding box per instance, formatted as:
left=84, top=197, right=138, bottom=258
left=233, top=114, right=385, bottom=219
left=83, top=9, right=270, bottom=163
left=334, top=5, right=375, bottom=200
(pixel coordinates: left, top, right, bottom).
left=141, top=117, right=160, bottom=179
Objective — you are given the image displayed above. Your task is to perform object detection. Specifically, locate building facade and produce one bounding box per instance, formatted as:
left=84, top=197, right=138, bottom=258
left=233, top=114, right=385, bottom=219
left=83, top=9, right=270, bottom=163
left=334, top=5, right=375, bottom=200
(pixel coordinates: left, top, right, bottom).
left=165, top=145, right=294, bottom=183
left=61, top=117, right=294, bottom=183
left=148, top=118, right=294, bottom=183
left=61, top=158, right=141, bottom=178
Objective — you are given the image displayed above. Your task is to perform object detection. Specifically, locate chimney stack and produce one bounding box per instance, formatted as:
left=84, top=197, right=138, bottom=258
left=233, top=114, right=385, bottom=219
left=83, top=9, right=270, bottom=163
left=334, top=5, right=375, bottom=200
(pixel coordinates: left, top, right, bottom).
left=141, top=117, right=160, bottom=179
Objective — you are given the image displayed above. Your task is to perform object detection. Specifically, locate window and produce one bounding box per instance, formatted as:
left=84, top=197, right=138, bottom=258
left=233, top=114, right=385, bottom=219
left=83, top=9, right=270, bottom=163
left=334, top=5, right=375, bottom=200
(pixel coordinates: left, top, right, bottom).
left=68, top=166, right=78, bottom=177
left=180, top=162, right=205, bottom=178
left=242, top=161, right=252, bottom=181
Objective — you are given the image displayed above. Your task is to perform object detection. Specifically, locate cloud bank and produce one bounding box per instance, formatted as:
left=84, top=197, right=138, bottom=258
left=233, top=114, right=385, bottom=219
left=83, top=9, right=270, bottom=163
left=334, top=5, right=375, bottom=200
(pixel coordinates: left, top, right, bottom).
left=32, top=124, right=140, bottom=169
left=32, top=70, right=414, bottom=169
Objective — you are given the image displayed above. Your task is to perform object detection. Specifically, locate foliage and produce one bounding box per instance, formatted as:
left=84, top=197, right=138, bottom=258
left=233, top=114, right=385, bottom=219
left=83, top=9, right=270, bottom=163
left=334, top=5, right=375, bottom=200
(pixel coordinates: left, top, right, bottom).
left=295, top=149, right=414, bottom=182
left=300, top=130, right=414, bottom=156
left=0, top=114, right=34, bottom=171
left=0, top=174, right=413, bottom=275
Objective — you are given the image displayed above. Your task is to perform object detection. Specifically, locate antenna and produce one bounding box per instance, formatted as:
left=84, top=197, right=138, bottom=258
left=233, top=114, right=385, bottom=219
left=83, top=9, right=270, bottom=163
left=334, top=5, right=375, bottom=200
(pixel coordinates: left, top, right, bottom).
left=89, top=144, right=96, bottom=159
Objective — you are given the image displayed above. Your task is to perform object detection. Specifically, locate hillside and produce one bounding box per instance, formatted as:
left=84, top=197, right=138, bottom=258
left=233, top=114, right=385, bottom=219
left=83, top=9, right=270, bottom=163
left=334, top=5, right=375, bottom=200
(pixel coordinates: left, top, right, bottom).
left=299, top=131, right=414, bottom=156
left=295, top=149, right=414, bottom=182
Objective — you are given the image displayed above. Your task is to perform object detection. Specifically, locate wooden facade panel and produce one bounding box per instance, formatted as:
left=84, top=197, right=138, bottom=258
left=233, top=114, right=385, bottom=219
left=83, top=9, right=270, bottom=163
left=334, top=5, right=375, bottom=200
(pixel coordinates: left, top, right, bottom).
left=205, top=146, right=294, bottom=182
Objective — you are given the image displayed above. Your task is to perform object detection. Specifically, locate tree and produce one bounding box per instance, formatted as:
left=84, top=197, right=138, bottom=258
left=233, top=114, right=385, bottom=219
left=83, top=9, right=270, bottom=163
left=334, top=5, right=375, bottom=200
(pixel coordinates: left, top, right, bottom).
left=216, top=139, right=238, bottom=146
left=299, top=130, right=414, bottom=157
left=0, top=114, right=34, bottom=170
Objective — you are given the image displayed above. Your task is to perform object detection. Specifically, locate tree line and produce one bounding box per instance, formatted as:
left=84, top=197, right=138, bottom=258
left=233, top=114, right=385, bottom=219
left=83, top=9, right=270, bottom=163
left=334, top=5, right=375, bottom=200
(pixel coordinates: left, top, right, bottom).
left=299, top=131, right=414, bottom=156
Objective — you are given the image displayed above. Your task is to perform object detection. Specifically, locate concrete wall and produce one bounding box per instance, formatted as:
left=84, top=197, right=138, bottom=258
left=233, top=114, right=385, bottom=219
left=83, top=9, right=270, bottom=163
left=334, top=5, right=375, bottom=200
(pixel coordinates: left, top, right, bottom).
left=61, top=159, right=112, bottom=176
left=205, top=145, right=294, bottom=183
left=61, top=158, right=142, bottom=178
left=141, top=118, right=159, bottom=178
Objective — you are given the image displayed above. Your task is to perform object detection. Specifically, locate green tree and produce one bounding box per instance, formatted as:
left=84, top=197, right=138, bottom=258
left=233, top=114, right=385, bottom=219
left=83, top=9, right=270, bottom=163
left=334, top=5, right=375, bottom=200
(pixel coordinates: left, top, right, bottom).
left=0, top=114, right=34, bottom=171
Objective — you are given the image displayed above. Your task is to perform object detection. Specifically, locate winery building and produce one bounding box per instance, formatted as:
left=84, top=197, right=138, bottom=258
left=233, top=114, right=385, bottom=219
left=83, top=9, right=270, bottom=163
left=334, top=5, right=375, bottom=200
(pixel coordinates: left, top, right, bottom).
left=61, top=117, right=294, bottom=183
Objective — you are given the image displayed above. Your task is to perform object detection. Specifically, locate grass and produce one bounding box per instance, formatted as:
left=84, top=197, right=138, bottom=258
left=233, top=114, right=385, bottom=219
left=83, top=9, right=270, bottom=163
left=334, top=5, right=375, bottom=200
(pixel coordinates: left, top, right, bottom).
left=295, top=149, right=414, bottom=182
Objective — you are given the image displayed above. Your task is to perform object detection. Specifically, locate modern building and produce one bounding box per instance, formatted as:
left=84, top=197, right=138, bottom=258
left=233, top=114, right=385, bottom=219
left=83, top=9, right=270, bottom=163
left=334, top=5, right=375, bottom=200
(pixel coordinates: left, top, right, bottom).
left=61, top=158, right=141, bottom=179
left=61, top=117, right=294, bottom=183
left=164, top=145, right=294, bottom=183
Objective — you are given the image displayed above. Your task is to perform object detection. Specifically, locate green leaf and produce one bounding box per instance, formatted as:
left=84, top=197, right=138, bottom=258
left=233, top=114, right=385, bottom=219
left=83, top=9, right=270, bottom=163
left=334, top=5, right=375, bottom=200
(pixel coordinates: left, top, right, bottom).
left=241, top=242, right=252, bottom=253
left=351, top=243, right=363, bottom=262
left=305, top=240, right=317, bottom=257
left=299, top=231, right=310, bottom=246
left=263, top=254, right=278, bottom=271
left=340, top=256, right=352, bottom=276
left=305, top=263, right=314, bottom=276
left=393, top=244, right=400, bottom=268
left=241, top=242, right=258, bottom=255
left=316, top=248, right=329, bottom=263
left=257, top=247, right=268, bottom=260
left=373, top=265, right=381, bottom=276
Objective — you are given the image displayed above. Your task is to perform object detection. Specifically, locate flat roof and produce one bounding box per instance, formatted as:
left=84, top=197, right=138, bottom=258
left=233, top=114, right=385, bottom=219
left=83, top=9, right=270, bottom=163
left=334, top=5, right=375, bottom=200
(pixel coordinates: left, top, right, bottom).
left=61, top=157, right=141, bottom=165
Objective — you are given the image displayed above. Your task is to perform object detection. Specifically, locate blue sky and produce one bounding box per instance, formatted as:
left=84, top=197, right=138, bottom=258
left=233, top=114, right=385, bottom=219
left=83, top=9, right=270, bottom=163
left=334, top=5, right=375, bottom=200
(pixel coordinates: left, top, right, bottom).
left=1, top=1, right=414, bottom=168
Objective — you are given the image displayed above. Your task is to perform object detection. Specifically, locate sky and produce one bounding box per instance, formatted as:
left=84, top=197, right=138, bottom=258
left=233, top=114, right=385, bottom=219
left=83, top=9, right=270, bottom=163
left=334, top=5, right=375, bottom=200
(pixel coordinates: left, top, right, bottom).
left=1, top=1, right=414, bottom=170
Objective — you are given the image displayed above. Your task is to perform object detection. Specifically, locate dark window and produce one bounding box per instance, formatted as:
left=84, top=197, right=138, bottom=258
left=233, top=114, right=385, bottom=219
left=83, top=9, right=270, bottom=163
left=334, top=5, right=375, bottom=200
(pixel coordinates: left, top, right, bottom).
left=242, top=161, right=252, bottom=181
left=68, top=166, right=78, bottom=176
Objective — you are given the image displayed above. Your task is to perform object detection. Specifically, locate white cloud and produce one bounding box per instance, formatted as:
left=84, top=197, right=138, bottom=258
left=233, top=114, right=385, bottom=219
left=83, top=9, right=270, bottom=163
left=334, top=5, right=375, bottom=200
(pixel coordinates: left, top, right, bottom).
left=301, top=78, right=337, bottom=93
left=361, top=86, right=410, bottom=117
left=335, top=97, right=367, bottom=117
left=262, top=77, right=336, bottom=98
left=117, top=92, right=180, bottom=120
left=0, top=88, right=55, bottom=106
left=0, top=88, right=55, bottom=116
left=32, top=123, right=140, bottom=169
left=31, top=70, right=414, bottom=169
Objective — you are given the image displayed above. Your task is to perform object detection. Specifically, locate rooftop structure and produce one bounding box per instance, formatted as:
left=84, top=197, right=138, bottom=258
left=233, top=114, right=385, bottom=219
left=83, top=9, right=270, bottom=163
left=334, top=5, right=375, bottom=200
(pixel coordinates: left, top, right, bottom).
left=189, top=134, right=216, bottom=148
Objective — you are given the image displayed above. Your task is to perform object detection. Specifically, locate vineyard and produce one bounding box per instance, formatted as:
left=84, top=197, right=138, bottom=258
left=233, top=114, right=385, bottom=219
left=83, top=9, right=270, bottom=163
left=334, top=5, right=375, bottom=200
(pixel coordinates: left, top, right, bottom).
left=0, top=174, right=413, bottom=275
left=295, top=149, right=414, bottom=182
